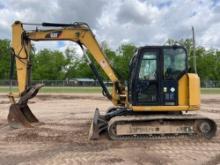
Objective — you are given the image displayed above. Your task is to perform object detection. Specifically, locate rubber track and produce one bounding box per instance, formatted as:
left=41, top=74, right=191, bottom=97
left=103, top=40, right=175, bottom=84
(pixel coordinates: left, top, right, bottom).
left=108, top=114, right=217, bottom=140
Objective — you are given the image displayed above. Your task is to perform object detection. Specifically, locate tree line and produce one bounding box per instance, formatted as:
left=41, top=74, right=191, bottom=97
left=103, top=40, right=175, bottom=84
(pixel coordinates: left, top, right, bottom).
left=0, top=39, right=220, bottom=81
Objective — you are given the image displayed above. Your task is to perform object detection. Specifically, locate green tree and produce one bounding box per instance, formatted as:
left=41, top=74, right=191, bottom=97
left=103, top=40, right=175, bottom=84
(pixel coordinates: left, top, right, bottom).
left=65, top=47, right=94, bottom=79
left=0, top=39, right=11, bottom=79
left=32, top=49, right=69, bottom=80
left=166, top=38, right=220, bottom=81
left=113, top=43, right=136, bottom=80
left=1, top=38, right=219, bottom=82
left=87, top=43, right=136, bottom=81
left=65, top=44, right=118, bottom=80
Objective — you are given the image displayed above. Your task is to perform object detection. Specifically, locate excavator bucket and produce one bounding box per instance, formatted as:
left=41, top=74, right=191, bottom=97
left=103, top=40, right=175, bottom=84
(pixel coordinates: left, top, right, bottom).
left=89, top=108, right=108, bottom=140
left=8, top=104, right=38, bottom=129
left=8, top=84, right=44, bottom=129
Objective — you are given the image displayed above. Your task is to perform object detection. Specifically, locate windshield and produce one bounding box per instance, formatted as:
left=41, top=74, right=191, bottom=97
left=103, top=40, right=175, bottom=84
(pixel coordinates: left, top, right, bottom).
left=163, top=48, right=187, bottom=80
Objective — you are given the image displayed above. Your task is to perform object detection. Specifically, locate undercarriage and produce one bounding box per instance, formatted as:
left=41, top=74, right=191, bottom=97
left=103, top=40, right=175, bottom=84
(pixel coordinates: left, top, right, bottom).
left=89, top=107, right=217, bottom=140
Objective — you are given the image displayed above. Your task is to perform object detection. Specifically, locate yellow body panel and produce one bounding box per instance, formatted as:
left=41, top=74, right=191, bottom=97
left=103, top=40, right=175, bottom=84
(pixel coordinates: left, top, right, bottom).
left=178, top=74, right=188, bottom=106
left=132, top=105, right=189, bottom=111
left=131, top=73, right=200, bottom=112
left=188, top=73, right=200, bottom=107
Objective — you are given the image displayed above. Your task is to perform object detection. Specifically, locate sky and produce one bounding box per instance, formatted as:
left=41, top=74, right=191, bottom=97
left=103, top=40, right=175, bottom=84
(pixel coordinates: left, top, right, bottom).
left=0, top=0, right=220, bottom=54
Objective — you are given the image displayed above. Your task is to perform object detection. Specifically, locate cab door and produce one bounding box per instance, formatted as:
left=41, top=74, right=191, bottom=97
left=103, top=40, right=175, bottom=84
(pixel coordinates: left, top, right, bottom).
left=131, top=48, right=161, bottom=105
left=162, top=47, right=187, bottom=106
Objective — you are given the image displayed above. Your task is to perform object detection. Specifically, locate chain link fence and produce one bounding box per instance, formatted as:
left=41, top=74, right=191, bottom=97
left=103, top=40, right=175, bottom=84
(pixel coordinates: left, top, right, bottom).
left=201, top=81, right=220, bottom=88
left=0, top=79, right=112, bottom=87
left=0, top=79, right=220, bottom=88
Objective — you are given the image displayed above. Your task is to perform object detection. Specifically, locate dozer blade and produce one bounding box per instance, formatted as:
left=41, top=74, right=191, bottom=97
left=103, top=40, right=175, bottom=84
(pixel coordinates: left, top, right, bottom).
left=8, top=84, right=44, bottom=129
left=89, top=108, right=108, bottom=140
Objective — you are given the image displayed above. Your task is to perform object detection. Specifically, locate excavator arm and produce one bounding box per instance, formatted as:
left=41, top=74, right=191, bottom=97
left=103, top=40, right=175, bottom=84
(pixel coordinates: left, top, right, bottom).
left=11, top=21, right=125, bottom=103
left=8, top=21, right=126, bottom=129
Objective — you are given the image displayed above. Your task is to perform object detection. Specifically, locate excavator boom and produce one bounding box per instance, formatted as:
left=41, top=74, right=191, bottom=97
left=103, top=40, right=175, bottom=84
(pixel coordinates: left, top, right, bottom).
left=9, top=21, right=125, bottom=129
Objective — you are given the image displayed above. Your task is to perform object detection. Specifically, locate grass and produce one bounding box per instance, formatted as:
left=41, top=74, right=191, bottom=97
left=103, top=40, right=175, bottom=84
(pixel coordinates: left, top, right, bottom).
left=201, top=88, right=220, bottom=94
left=0, top=86, right=103, bottom=93
left=0, top=86, right=220, bottom=94
left=40, top=86, right=103, bottom=93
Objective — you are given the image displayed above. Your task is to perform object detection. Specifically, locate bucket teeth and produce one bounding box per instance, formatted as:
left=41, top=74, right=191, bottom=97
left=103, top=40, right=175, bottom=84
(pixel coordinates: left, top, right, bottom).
left=89, top=108, right=108, bottom=140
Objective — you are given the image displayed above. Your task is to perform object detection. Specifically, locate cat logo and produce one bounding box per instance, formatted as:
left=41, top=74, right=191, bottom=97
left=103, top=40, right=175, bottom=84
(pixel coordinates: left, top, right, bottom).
left=45, top=31, right=62, bottom=38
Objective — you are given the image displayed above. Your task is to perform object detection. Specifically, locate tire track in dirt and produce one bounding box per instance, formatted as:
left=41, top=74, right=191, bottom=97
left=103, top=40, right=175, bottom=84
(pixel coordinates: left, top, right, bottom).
left=36, top=94, right=106, bottom=101
left=33, top=152, right=124, bottom=165
left=0, top=94, right=220, bottom=164
left=2, top=124, right=220, bottom=165
left=204, top=154, right=220, bottom=165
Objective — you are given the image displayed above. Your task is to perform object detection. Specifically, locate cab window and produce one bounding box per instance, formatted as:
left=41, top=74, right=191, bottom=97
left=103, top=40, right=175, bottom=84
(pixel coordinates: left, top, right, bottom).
left=163, top=48, right=186, bottom=80
left=139, top=52, right=157, bottom=80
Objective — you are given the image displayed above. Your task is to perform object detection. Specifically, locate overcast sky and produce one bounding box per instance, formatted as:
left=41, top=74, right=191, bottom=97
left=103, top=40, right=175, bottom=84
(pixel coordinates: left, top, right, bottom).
left=0, top=0, right=220, bottom=53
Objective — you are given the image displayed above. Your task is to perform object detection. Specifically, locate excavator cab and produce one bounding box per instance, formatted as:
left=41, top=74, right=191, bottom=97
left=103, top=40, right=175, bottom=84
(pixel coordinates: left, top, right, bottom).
left=129, top=46, right=187, bottom=106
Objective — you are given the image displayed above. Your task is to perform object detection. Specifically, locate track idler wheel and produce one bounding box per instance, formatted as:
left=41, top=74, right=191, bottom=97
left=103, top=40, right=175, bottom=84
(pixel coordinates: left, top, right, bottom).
left=89, top=108, right=108, bottom=140
left=196, top=119, right=217, bottom=139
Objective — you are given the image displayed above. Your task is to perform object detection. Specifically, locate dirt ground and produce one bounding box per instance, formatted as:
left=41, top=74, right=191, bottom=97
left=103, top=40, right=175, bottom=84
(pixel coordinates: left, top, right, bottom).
left=0, top=93, right=220, bottom=165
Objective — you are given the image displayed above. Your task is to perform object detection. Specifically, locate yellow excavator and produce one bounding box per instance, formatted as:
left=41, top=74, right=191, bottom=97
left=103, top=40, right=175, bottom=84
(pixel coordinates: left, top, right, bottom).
left=8, top=21, right=217, bottom=140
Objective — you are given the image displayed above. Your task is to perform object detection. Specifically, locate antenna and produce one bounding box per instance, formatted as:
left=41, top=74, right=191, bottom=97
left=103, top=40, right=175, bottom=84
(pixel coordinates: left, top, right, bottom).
left=192, top=26, right=197, bottom=73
